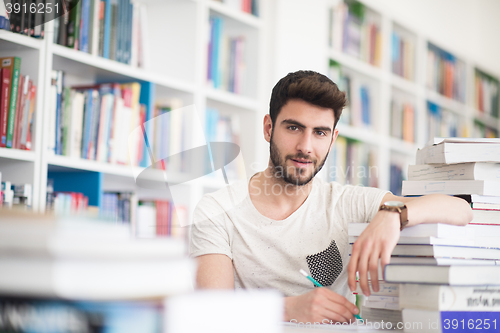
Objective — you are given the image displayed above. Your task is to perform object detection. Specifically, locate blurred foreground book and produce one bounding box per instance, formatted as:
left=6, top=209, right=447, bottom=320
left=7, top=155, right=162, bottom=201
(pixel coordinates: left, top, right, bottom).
left=0, top=209, right=195, bottom=333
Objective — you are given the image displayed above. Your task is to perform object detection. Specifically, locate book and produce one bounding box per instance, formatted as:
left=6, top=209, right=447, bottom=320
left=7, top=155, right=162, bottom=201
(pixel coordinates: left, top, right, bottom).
left=0, top=218, right=186, bottom=259
left=402, top=180, right=500, bottom=196
left=0, top=57, right=21, bottom=148
left=387, top=256, right=500, bottom=266
left=408, top=163, right=500, bottom=181
left=349, top=222, right=471, bottom=239
left=400, top=284, right=500, bottom=311
left=349, top=235, right=474, bottom=246
left=416, top=140, right=500, bottom=165
left=456, top=194, right=500, bottom=205
left=384, top=265, right=500, bottom=285
left=0, top=67, right=10, bottom=147
left=0, top=297, right=162, bottom=333
left=378, top=244, right=500, bottom=260
left=402, top=308, right=500, bottom=333
left=0, top=256, right=195, bottom=299
left=471, top=209, right=500, bottom=225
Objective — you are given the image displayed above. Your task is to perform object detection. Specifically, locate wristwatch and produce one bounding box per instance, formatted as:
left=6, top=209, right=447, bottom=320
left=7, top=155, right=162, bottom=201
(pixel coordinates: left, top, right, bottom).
left=379, top=201, right=408, bottom=230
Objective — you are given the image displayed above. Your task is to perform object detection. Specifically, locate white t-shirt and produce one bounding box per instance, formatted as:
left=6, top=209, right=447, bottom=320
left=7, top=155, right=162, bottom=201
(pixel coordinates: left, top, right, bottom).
left=190, top=176, right=389, bottom=301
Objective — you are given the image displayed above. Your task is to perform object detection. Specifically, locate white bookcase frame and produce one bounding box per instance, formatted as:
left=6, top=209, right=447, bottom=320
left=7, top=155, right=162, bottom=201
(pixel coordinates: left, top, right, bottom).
left=0, top=0, right=268, bottom=224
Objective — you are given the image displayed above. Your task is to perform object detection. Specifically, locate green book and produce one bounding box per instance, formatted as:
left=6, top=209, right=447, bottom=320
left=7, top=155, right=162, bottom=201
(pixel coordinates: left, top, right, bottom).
left=67, top=0, right=82, bottom=49
left=6, top=57, right=21, bottom=149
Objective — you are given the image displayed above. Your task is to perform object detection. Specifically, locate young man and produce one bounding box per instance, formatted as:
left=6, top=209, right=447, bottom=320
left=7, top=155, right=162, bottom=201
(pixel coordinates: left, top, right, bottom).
left=190, top=70, right=472, bottom=323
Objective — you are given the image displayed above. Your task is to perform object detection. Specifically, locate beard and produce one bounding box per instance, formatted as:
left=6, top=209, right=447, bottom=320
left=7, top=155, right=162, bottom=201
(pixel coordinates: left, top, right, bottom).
left=269, top=131, right=329, bottom=186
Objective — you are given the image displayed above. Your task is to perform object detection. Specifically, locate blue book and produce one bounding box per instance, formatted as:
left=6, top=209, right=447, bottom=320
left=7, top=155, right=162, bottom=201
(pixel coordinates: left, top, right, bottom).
left=80, top=0, right=91, bottom=53
left=116, top=0, right=124, bottom=63
left=54, top=72, right=64, bottom=155
left=213, top=17, right=223, bottom=89
left=360, top=86, right=370, bottom=126
left=125, top=1, right=133, bottom=64
left=103, top=0, right=112, bottom=58
left=0, top=297, right=161, bottom=333
left=81, top=89, right=94, bottom=159
left=392, top=32, right=400, bottom=74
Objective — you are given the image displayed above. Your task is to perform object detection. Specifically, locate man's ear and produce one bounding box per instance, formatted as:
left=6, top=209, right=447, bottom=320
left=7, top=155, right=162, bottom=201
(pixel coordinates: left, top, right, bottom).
left=263, top=114, right=273, bottom=143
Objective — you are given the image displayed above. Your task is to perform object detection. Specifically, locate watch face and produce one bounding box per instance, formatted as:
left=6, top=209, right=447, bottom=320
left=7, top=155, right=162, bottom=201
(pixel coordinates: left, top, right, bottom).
left=384, top=201, right=405, bottom=208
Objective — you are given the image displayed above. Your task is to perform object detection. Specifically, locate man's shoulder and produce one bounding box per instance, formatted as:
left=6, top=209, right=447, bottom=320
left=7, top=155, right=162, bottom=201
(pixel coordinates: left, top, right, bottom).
left=196, top=179, right=249, bottom=213
left=315, top=177, right=385, bottom=198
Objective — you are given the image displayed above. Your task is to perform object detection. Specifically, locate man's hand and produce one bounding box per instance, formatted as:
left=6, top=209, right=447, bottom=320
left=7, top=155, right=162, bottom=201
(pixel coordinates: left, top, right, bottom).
left=347, top=210, right=400, bottom=296
left=284, top=288, right=359, bottom=324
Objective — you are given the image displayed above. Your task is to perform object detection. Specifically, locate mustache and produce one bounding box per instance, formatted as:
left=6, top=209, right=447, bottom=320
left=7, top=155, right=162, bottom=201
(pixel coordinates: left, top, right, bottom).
left=286, top=153, right=315, bottom=163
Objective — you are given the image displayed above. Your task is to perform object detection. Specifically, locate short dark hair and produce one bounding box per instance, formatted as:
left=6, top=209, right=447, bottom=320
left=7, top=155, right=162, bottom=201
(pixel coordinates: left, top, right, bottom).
left=269, top=70, right=346, bottom=128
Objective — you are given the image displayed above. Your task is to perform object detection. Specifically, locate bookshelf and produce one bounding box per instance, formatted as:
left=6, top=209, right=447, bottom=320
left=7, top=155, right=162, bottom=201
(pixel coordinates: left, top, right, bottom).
left=323, top=0, right=500, bottom=194
left=0, top=0, right=266, bottom=234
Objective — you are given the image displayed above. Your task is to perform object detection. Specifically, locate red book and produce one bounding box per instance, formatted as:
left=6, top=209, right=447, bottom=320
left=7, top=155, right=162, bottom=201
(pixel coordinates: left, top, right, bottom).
left=0, top=68, right=10, bottom=148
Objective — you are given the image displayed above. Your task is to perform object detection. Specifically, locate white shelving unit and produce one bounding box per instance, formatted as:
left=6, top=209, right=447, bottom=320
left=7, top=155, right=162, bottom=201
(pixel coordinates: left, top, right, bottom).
left=0, top=0, right=267, bottom=225
left=324, top=0, right=500, bottom=193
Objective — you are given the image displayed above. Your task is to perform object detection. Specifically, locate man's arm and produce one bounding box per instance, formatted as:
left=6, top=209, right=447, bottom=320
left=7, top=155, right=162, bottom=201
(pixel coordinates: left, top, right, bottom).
left=196, top=254, right=235, bottom=289
left=347, top=193, right=473, bottom=296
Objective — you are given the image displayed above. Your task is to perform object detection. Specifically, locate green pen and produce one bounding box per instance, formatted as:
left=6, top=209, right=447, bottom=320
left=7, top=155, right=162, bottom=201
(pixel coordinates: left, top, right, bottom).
left=299, top=269, right=363, bottom=321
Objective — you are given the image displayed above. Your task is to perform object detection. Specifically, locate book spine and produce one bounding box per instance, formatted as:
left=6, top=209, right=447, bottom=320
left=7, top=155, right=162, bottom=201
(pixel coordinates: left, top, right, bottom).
left=0, top=67, right=10, bottom=147
left=12, top=74, right=24, bottom=149
left=5, top=57, right=20, bottom=148
left=80, top=0, right=90, bottom=52
left=102, top=0, right=111, bottom=58
left=109, top=0, right=118, bottom=60
left=66, top=0, right=80, bottom=48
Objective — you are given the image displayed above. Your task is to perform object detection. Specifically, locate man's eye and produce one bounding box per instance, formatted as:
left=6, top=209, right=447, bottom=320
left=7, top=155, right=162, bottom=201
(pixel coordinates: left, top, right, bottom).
left=316, top=131, right=326, bottom=136
left=288, top=126, right=298, bottom=131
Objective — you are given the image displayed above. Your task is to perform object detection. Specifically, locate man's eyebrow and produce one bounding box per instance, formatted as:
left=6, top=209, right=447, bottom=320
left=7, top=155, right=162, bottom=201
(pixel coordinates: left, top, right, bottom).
left=280, top=119, right=332, bottom=132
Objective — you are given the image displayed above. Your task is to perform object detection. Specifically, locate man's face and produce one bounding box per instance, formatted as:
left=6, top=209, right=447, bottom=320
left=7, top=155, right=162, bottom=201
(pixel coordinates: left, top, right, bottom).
left=268, top=99, right=338, bottom=186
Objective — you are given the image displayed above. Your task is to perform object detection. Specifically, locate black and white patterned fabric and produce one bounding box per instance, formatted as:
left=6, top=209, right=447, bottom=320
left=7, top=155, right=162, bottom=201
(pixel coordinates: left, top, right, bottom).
left=306, top=240, right=343, bottom=287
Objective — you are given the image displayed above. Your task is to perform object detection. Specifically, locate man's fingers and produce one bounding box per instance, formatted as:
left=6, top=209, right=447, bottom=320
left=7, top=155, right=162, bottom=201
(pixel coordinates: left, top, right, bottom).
left=347, top=242, right=360, bottom=291
left=368, top=253, right=380, bottom=293
left=356, top=242, right=372, bottom=296
left=323, top=289, right=359, bottom=315
left=322, top=302, right=356, bottom=323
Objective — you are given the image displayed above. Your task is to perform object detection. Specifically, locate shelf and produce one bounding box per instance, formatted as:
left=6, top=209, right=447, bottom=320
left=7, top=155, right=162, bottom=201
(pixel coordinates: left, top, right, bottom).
left=329, top=48, right=385, bottom=82
left=46, top=154, right=202, bottom=186
left=336, top=124, right=380, bottom=145
left=472, top=109, right=500, bottom=127
left=0, top=148, right=36, bottom=162
left=207, top=0, right=261, bottom=29
left=426, top=89, right=466, bottom=114
left=0, top=31, right=43, bottom=50
left=52, top=45, right=196, bottom=95
left=205, top=87, right=259, bottom=110
left=390, top=74, right=418, bottom=95
left=388, top=138, right=420, bottom=156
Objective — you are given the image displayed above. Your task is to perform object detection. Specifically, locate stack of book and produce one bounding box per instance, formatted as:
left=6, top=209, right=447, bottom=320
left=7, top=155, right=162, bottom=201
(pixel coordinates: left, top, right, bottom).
left=353, top=280, right=401, bottom=327
left=384, top=137, right=500, bottom=332
left=427, top=43, right=466, bottom=103
left=207, top=15, right=247, bottom=94
left=0, top=211, right=195, bottom=332
left=1, top=56, right=38, bottom=150
left=54, top=0, right=149, bottom=68
left=474, top=68, right=499, bottom=119
left=0, top=0, right=44, bottom=37
left=328, top=0, right=382, bottom=66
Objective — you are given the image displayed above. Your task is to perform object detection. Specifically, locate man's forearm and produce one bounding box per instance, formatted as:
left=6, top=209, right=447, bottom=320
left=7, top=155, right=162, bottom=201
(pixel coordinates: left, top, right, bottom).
left=405, top=194, right=473, bottom=227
